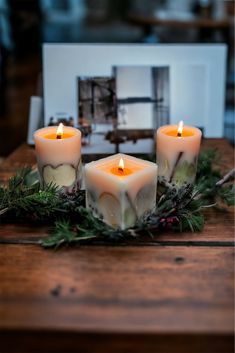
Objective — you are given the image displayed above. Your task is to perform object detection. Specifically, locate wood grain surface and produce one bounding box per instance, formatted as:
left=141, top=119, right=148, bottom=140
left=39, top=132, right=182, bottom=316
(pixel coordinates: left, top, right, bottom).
left=0, top=139, right=234, bottom=353
left=1, top=245, right=234, bottom=332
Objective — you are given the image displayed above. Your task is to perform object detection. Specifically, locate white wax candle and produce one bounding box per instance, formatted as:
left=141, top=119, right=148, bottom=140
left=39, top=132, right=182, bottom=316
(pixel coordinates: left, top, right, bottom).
left=156, top=123, right=202, bottom=187
left=84, top=153, right=158, bottom=229
left=34, top=125, right=82, bottom=189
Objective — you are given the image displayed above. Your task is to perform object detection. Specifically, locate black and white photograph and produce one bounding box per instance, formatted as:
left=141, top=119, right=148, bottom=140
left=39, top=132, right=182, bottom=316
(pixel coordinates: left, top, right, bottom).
left=77, top=66, right=170, bottom=154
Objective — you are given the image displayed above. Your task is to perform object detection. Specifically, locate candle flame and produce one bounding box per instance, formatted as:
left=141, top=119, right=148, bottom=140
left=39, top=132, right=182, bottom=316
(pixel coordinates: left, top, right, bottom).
left=56, top=123, right=63, bottom=139
left=177, top=121, right=184, bottom=137
left=118, top=157, right=124, bottom=172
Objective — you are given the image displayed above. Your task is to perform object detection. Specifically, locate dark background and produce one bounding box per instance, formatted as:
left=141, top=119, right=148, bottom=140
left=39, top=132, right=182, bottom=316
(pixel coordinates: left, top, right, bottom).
left=0, top=0, right=234, bottom=157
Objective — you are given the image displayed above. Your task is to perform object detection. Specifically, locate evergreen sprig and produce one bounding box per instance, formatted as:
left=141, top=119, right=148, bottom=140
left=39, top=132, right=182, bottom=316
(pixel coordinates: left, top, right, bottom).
left=42, top=208, right=131, bottom=248
left=0, top=149, right=234, bottom=248
left=0, top=169, right=61, bottom=219
left=195, top=149, right=235, bottom=206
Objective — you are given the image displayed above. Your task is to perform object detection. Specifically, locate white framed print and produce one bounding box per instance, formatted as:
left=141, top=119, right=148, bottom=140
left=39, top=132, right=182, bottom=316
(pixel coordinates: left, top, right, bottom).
left=42, top=43, right=226, bottom=153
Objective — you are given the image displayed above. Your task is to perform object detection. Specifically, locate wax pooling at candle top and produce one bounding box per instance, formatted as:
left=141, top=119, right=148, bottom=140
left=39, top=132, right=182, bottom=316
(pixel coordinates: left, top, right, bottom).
left=164, top=121, right=194, bottom=138
left=110, top=158, right=133, bottom=176
left=97, top=156, right=143, bottom=178
left=44, top=132, right=74, bottom=139
left=43, top=123, right=74, bottom=140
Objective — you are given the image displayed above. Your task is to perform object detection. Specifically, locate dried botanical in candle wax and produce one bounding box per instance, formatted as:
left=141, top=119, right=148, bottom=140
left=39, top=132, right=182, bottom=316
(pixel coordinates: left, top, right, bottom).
left=42, top=160, right=82, bottom=189
left=156, top=123, right=201, bottom=187
left=34, top=125, right=82, bottom=190
left=85, top=154, right=158, bottom=230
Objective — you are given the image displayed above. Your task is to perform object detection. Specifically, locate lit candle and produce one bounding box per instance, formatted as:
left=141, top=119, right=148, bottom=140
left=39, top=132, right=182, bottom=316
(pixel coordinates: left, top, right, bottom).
left=84, top=154, right=158, bottom=229
left=34, top=124, right=82, bottom=189
left=156, top=121, right=201, bottom=187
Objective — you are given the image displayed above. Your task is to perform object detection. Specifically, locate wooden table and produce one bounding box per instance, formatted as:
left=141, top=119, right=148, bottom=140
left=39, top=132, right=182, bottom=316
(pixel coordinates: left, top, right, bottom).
left=0, top=139, right=234, bottom=353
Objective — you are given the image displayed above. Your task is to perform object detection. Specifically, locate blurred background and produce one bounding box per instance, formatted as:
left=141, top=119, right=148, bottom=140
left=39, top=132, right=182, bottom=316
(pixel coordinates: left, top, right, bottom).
left=0, top=0, right=234, bottom=157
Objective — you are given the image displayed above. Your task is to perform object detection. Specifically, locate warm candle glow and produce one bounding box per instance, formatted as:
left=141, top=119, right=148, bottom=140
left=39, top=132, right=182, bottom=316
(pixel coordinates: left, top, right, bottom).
left=118, top=158, right=124, bottom=172
left=56, top=123, right=64, bottom=139
left=110, top=157, right=132, bottom=176
left=177, top=121, right=184, bottom=137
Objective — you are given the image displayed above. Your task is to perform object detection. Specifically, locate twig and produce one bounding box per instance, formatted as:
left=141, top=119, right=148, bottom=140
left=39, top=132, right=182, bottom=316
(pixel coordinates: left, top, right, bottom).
left=0, top=207, right=8, bottom=216
left=216, top=168, right=235, bottom=186
left=170, top=151, right=183, bottom=182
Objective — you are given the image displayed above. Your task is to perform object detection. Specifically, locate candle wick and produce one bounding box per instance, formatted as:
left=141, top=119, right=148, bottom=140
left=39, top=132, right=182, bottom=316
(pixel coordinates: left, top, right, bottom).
left=57, top=134, right=62, bottom=139
left=177, top=132, right=182, bottom=137
left=118, top=167, right=124, bottom=172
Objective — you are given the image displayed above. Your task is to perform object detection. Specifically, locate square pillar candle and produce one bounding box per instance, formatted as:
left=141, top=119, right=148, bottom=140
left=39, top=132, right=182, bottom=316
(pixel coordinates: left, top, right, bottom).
left=34, top=124, right=82, bottom=190
left=84, top=154, right=158, bottom=230
left=156, top=121, right=202, bottom=187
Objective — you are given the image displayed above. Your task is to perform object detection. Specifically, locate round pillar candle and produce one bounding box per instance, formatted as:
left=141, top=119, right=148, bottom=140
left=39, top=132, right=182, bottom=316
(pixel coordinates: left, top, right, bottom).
left=156, top=123, right=202, bottom=187
left=84, top=154, right=158, bottom=230
left=34, top=125, right=82, bottom=189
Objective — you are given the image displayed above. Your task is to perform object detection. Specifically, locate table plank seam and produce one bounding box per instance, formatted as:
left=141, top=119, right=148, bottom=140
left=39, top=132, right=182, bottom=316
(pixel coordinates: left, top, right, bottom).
left=0, top=239, right=234, bottom=247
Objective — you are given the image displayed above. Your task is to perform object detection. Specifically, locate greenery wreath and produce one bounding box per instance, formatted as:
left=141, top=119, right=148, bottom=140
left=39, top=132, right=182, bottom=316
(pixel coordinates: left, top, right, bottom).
left=0, top=150, right=234, bottom=248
